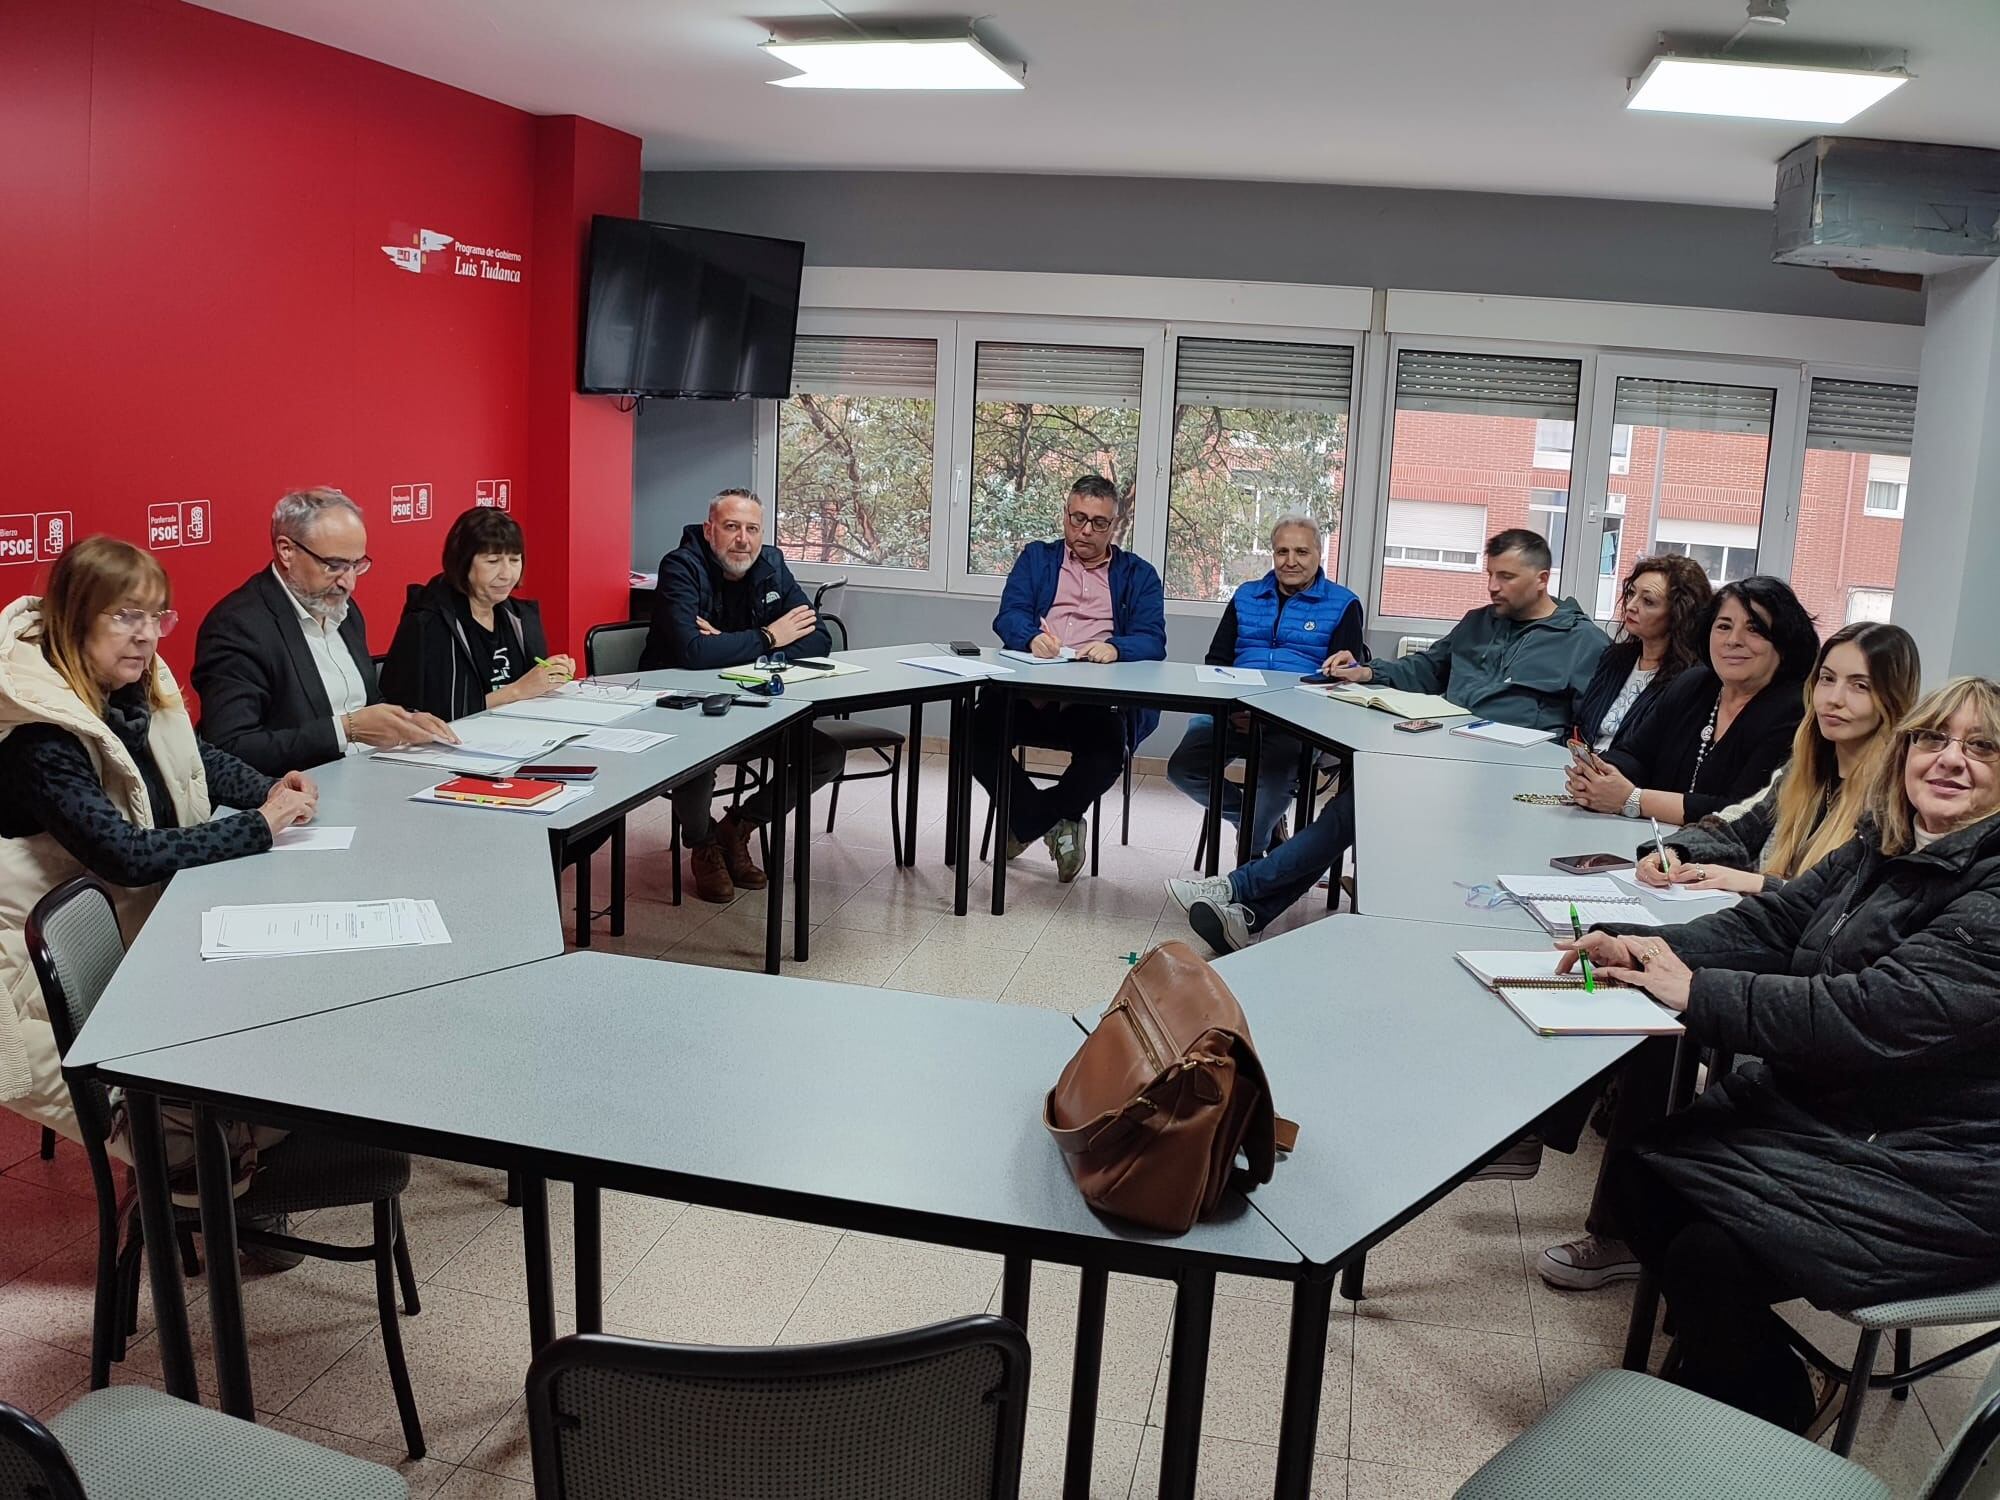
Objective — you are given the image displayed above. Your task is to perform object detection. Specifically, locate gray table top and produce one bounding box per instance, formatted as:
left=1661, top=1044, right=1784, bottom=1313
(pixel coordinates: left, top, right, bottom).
left=1243, top=685, right=1575, bottom=769
left=85, top=951, right=1304, bottom=1277
left=1209, top=914, right=1649, bottom=1268
left=1348, top=751, right=1739, bottom=932
left=960, top=654, right=1279, bottom=712
left=629, top=644, right=982, bottom=715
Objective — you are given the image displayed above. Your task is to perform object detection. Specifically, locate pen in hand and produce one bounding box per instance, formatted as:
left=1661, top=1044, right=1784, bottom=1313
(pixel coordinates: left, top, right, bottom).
left=1568, top=901, right=1595, bottom=993
left=1649, top=817, right=1675, bottom=878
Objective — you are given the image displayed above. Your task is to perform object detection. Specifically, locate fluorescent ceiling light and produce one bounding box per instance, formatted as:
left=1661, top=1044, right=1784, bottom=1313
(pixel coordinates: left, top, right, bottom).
left=1627, top=54, right=1907, bottom=123
left=763, top=36, right=1024, bottom=90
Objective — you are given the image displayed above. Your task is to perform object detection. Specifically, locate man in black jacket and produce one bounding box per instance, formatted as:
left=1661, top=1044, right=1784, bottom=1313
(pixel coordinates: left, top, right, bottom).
left=193, top=489, right=454, bottom=777
left=643, top=490, right=844, bottom=902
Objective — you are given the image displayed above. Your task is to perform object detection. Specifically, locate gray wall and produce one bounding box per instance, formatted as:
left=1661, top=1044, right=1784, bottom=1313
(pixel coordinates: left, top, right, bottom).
left=629, top=169, right=1923, bottom=755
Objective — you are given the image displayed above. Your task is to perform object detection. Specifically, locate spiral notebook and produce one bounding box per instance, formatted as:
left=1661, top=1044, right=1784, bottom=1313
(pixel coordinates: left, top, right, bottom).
left=1455, top=950, right=1683, bottom=1036
left=1497, top=875, right=1662, bottom=933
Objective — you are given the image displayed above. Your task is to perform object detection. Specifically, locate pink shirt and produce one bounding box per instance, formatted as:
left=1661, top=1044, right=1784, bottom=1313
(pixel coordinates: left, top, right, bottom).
left=1043, top=549, right=1115, bottom=647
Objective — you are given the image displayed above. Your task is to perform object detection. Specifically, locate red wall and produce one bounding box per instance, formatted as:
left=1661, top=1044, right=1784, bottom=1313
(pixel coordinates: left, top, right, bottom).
left=0, top=0, right=638, bottom=678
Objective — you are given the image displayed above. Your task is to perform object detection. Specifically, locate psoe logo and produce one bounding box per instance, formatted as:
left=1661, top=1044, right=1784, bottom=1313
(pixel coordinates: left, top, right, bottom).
left=381, top=228, right=455, bottom=275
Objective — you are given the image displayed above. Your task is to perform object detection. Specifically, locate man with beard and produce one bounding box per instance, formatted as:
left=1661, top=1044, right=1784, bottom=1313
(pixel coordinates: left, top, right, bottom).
left=641, top=489, right=843, bottom=902
left=193, top=488, right=454, bottom=777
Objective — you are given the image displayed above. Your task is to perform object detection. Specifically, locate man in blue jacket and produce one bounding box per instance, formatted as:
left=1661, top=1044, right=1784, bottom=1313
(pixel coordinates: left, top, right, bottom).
left=976, top=475, right=1166, bottom=882
left=641, top=489, right=842, bottom=902
left=1166, top=514, right=1363, bottom=857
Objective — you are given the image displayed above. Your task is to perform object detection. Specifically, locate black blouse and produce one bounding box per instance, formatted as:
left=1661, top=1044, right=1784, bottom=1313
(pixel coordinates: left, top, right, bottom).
left=1604, top=665, right=1805, bottom=823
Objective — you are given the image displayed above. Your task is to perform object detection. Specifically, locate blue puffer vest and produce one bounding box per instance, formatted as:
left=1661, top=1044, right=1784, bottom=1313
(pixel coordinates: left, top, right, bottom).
left=1230, top=571, right=1358, bottom=674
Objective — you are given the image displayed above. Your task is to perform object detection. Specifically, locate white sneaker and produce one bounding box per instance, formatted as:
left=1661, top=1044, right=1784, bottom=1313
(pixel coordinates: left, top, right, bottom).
left=1187, top=897, right=1252, bottom=954
left=1538, top=1233, right=1640, bottom=1290
left=1165, top=874, right=1235, bottom=913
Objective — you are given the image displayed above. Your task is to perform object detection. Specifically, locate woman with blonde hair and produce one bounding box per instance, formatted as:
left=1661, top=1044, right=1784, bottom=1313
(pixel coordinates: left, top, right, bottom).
left=1563, top=675, right=2000, bottom=1431
left=0, top=536, right=316, bottom=1147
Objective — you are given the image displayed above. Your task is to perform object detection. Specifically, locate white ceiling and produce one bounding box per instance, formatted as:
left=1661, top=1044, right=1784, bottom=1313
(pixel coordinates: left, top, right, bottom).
left=190, top=0, right=2000, bottom=208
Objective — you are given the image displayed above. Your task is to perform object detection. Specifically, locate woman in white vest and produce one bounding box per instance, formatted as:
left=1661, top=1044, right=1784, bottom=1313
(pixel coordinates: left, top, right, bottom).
left=0, top=535, right=317, bottom=1152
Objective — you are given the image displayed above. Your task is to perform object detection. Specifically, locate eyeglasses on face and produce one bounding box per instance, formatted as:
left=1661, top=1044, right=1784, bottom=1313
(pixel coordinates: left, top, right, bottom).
left=1066, top=510, right=1116, bottom=533
left=1909, top=729, right=2000, bottom=764
left=102, top=607, right=179, bottom=637
left=288, top=537, right=373, bottom=577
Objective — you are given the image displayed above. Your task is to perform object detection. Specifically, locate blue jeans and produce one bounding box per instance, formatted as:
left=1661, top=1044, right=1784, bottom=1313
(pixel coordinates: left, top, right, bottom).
left=1229, top=783, right=1353, bottom=931
left=1166, top=715, right=1302, bottom=859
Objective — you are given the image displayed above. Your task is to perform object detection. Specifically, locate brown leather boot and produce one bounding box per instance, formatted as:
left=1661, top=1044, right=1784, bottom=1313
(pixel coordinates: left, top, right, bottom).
left=689, top=841, right=735, bottom=904
left=714, top=813, right=768, bottom=890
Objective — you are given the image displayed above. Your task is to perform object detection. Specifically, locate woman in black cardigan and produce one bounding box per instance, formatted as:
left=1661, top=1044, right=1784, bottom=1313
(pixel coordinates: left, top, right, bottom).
left=1567, top=575, right=1817, bottom=824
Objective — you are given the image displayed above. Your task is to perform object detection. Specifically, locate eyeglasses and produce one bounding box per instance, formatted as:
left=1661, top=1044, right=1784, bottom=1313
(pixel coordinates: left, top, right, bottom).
left=1066, top=511, right=1115, bottom=533
left=1909, top=729, right=2000, bottom=764
left=102, top=607, right=179, bottom=637
left=287, top=537, right=373, bottom=577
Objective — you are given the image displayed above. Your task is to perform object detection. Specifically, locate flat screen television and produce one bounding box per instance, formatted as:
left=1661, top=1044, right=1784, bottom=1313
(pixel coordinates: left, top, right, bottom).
left=578, top=216, right=805, bottom=399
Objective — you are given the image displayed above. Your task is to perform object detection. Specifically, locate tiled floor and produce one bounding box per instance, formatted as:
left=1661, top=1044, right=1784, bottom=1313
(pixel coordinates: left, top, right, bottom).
left=2, top=753, right=1985, bottom=1496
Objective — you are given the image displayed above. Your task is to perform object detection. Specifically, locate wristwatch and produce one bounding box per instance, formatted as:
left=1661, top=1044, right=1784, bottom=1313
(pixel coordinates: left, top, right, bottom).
left=1621, top=788, right=1643, bottom=818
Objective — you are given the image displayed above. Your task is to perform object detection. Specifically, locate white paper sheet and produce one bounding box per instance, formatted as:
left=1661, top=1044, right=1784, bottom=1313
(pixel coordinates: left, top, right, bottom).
left=1196, top=665, right=1266, bottom=685
left=370, top=717, right=577, bottom=774
left=899, top=655, right=1015, bottom=680
left=487, top=698, right=643, bottom=726
left=998, top=647, right=1077, bottom=665
left=269, top=826, right=356, bottom=852
left=200, top=898, right=449, bottom=961
left=574, top=727, right=675, bottom=754
left=1611, top=868, right=1713, bottom=903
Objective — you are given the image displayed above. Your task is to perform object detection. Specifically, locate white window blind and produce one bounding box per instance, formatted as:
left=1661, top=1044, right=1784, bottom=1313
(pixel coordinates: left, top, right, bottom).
left=1174, top=338, right=1353, bottom=414
left=1395, top=352, right=1581, bottom=420
left=1386, top=499, right=1487, bottom=551
left=1806, top=378, right=1918, bottom=456
left=975, top=343, right=1144, bottom=407
left=791, top=335, right=938, bottom=399
left=1613, top=378, right=1774, bottom=436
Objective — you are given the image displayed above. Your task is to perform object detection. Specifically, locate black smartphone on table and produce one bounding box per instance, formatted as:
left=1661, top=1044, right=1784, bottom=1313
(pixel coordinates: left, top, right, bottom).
left=1549, top=852, right=1635, bottom=875
left=517, top=763, right=598, bottom=782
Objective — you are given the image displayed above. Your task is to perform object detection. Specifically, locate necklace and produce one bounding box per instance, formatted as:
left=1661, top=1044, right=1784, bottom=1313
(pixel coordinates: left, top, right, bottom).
left=1688, top=696, right=1721, bottom=793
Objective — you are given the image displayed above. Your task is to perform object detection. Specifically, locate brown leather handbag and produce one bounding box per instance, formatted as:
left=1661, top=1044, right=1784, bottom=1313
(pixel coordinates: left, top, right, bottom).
left=1043, top=940, right=1295, bottom=1234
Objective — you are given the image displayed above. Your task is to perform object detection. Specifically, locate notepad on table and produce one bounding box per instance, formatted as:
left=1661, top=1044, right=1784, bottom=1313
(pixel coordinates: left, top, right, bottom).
left=900, top=655, right=1015, bottom=679
left=1455, top=950, right=1682, bottom=1035
left=1497, top=875, right=1662, bottom=933
left=717, top=660, right=867, bottom=684
left=998, top=647, right=1077, bottom=665
left=1304, top=684, right=1469, bottom=719
left=200, top=898, right=450, bottom=962
left=1450, top=719, right=1556, bottom=747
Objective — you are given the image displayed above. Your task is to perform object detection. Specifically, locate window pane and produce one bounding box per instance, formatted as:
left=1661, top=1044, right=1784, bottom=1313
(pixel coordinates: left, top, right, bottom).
left=969, top=342, right=1143, bottom=577
left=775, top=336, right=937, bottom=571
left=1794, top=379, right=1914, bottom=627
left=1380, top=350, right=1582, bottom=619
left=1587, top=376, right=1776, bottom=619
left=1166, top=338, right=1351, bottom=601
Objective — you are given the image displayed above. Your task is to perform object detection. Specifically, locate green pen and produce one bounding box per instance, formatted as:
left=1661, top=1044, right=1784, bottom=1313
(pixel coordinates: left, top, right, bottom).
left=534, top=655, right=572, bottom=681
left=1568, top=901, right=1595, bottom=992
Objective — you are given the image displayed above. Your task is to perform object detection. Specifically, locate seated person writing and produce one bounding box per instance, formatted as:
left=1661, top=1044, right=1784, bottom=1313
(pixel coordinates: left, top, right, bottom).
left=1166, top=527, right=1606, bottom=953
left=973, top=475, right=1166, bottom=883
left=1165, top=513, right=1363, bottom=858
left=381, top=506, right=576, bottom=720
left=641, top=489, right=843, bottom=903
left=1560, top=676, right=2000, bottom=1433
left=1567, top=575, right=1815, bottom=824
left=1570, top=555, right=1711, bottom=753
left=1515, top=621, right=1922, bottom=1293
left=194, top=488, right=455, bottom=776
left=0, top=537, right=314, bottom=1162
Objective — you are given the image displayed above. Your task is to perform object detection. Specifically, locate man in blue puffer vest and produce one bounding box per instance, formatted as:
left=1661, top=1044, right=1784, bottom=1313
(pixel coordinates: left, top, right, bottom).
left=1166, top=514, right=1364, bottom=856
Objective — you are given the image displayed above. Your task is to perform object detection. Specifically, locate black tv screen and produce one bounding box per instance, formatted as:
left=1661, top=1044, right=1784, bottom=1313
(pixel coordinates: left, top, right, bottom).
left=578, top=216, right=804, bottom=399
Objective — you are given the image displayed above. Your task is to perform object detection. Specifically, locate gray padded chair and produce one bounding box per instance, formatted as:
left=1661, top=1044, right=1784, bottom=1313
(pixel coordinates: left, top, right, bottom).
left=0, top=1387, right=405, bottom=1499
left=813, top=612, right=908, bottom=862
left=1454, top=1361, right=2000, bottom=1500
left=1794, top=1281, right=2000, bottom=1456
left=525, top=1315, right=1029, bottom=1500
left=28, top=876, right=426, bottom=1460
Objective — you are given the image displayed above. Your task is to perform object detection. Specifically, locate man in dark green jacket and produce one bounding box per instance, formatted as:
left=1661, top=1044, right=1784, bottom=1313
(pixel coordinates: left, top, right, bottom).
left=1324, top=528, right=1608, bottom=735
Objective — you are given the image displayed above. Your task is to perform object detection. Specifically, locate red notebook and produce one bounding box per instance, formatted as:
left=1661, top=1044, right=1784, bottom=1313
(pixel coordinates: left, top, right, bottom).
left=430, top=775, right=564, bottom=808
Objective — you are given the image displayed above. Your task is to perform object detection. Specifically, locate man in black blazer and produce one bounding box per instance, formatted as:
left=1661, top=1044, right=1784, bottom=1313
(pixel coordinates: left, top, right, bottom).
left=193, top=489, right=453, bottom=776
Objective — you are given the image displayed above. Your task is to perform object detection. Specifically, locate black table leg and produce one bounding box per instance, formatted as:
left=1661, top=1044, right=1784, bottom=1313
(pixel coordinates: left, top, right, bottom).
left=794, top=719, right=811, bottom=963
left=1203, top=733, right=1226, bottom=878
left=126, top=1091, right=196, bottom=1402
left=1157, top=1268, right=1215, bottom=1500
left=1237, top=715, right=1263, bottom=869
left=764, top=722, right=791, bottom=976
left=1339, top=1254, right=1366, bottom=1302
left=1272, top=1278, right=1335, bottom=1500
left=1062, top=1267, right=1109, bottom=1500
left=905, top=701, right=923, bottom=868
left=609, top=819, right=627, bottom=937
left=522, top=1175, right=555, bottom=1355
left=991, top=687, right=1014, bottom=915
left=193, top=1104, right=253, bottom=1420
left=574, top=1184, right=602, bottom=1335
left=1001, top=1254, right=1032, bottom=1331
left=953, top=692, right=974, bottom=916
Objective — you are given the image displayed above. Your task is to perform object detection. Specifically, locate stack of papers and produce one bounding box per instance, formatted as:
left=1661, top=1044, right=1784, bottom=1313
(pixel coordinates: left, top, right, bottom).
left=371, top=718, right=577, bottom=774
left=574, top=726, right=675, bottom=754
left=1450, top=719, right=1556, bottom=747
left=408, top=782, right=597, bottom=817
left=200, top=899, right=450, bottom=961
left=900, top=655, right=1015, bottom=680
left=1196, top=665, right=1267, bottom=686
left=489, top=697, right=643, bottom=727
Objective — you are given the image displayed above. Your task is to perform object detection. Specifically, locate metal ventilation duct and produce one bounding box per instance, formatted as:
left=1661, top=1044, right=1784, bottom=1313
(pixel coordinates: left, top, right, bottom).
left=1773, top=137, right=2000, bottom=275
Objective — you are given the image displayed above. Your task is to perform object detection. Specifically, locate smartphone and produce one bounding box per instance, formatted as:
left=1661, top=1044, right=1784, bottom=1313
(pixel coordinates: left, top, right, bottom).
left=1550, top=852, right=1635, bottom=875
left=1393, top=717, right=1442, bottom=734
left=1568, top=738, right=1608, bottom=772
left=655, top=691, right=704, bottom=710
left=949, top=640, right=982, bottom=657
left=1299, top=673, right=1335, bottom=686
left=729, top=696, right=773, bottom=708
left=517, top=763, right=597, bottom=782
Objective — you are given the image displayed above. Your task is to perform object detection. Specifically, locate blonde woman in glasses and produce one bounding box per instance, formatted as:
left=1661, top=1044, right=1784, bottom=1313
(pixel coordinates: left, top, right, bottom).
left=1560, top=676, right=2000, bottom=1433
left=0, top=536, right=316, bottom=1148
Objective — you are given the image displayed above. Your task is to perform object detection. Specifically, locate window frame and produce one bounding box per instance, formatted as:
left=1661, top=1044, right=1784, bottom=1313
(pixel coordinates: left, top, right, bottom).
left=754, top=310, right=960, bottom=592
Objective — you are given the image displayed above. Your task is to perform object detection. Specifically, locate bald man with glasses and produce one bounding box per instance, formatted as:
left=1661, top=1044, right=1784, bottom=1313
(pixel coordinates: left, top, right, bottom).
left=193, top=488, right=453, bottom=777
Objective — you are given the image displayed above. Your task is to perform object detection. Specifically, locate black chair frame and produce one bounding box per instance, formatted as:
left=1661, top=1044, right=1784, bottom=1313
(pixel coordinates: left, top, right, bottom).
left=526, top=1315, right=1030, bottom=1500
left=815, top=612, right=907, bottom=864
